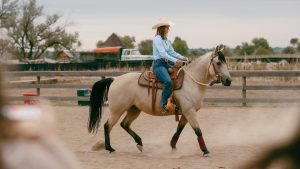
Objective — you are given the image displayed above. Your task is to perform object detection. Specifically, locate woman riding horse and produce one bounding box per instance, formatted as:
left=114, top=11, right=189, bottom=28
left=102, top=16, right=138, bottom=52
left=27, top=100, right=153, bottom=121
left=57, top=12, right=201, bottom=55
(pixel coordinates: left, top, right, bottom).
left=88, top=21, right=232, bottom=156
left=152, top=18, right=187, bottom=113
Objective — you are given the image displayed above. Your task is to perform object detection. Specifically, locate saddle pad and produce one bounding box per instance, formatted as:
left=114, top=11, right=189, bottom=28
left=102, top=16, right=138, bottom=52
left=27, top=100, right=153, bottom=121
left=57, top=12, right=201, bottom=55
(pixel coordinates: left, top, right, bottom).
left=138, top=70, right=184, bottom=90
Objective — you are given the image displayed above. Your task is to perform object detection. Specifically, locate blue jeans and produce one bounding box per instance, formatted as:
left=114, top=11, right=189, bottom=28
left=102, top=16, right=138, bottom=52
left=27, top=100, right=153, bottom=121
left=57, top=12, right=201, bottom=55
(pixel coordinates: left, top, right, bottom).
left=152, top=60, right=172, bottom=106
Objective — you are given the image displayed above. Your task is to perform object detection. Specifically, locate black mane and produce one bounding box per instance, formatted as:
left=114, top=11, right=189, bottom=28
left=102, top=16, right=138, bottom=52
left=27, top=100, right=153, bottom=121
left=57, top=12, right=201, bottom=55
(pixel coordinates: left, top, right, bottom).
left=217, top=51, right=226, bottom=63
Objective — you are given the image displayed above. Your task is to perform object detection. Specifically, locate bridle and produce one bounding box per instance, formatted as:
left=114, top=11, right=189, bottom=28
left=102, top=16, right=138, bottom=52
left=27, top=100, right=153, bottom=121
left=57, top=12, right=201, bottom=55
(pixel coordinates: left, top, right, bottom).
left=208, top=52, right=223, bottom=84
left=179, top=51, right=225, bottom=87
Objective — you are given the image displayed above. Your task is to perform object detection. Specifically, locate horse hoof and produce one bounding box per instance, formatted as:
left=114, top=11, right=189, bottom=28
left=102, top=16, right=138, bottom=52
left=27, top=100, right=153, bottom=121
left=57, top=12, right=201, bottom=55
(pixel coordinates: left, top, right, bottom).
left=136, top=144, right=143, bottom=152
left=203, top=151, right=210, bottom=157
left=106, top=147, right=115, bottom=153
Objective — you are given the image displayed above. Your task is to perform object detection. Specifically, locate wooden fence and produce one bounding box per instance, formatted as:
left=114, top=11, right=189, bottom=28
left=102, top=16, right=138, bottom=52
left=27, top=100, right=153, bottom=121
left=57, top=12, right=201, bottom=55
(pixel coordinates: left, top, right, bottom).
left=5, top=70, right=300, bottom=106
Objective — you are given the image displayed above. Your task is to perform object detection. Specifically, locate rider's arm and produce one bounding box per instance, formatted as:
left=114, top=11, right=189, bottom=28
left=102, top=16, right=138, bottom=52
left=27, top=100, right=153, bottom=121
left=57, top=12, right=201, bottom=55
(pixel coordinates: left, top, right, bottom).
left=153, top=36, right=178, bottom=63
left=168, top=42, right=186, bottom=60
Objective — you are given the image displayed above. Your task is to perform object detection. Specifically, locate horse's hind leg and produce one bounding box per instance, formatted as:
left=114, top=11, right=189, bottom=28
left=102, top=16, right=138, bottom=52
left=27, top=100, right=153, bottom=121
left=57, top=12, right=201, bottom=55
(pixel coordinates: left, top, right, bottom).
left=104, top=111, right=124, bottom=153
left=120, top=106, right=143, bottom=152
left=170, top=115, right=188, bottom=149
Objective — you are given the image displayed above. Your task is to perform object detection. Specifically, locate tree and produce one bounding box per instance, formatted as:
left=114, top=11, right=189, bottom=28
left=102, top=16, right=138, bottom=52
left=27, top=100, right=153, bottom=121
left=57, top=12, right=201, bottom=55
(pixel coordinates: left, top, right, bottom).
left=234, top=37, right=272, bottom=55
left=188, top=48, right=209, bottom=57
left=138, top=39, right=152, bottom=55
left=172, top=36, right=188, bottom=56
left=0, top=0, right=18, bottom=27
left=0, top=38, right=11, bottom=59
left=255, top=46, right=272, bottom=55
left=290, top=38, right=299, bottom=47
left=252, top=37, right=273, bottom=54
left=252, top=38, right=272, bottom=50
left=121, top=35, right=135, bottom=48
left=189, top=49, right=202, bottom=57
left=282, top=46, right=296, bottom=54
left=233, top=45, right=241, bottom=55
left=96, top=40, right=103, bottom=48
left=2, top=0, right=80, bottom=60
left=235, top=42, right=255, bottom=55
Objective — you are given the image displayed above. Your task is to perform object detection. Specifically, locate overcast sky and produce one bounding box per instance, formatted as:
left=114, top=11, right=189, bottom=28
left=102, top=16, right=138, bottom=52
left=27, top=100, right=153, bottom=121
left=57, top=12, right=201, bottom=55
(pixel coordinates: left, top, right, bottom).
left=37, top=0, right=300, bottom=50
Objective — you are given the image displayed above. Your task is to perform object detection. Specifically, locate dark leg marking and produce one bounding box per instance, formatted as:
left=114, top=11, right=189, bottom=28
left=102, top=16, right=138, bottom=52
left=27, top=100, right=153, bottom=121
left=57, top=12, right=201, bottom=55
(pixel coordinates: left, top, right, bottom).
left=120, top=106, right=143, bottom=149
left=194, top=128, right=209, bottom=154
left=104, top=121, right=115, bottom=152
left=120, top=121, right=143, bottom=146
left=170, top=116, right=187, bottom=149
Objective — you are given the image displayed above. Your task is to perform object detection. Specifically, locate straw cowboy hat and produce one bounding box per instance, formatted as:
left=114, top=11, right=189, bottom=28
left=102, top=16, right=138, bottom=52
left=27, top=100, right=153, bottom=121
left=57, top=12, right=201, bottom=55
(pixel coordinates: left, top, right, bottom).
left=152, top=18, right=174, bottom=30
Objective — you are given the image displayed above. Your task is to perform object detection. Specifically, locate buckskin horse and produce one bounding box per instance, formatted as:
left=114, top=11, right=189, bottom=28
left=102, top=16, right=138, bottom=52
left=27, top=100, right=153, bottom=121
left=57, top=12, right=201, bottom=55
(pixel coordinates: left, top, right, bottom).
left=88, top=45, right=232, bottom=156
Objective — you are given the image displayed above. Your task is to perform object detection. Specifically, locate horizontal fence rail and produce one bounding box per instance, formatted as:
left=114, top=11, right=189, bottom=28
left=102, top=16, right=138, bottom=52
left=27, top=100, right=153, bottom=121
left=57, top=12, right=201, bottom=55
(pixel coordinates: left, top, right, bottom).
left=5, top=70, right=300, bottom=105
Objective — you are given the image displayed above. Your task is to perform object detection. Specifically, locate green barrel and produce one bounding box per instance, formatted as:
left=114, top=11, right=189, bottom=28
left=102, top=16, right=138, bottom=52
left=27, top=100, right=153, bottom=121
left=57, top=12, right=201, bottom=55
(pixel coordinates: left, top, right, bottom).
left=77, top=89, right=91, bottom=106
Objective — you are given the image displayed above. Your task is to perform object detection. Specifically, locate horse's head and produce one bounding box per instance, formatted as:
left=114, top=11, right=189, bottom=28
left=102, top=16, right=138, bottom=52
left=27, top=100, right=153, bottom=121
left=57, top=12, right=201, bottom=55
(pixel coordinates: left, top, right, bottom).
left=208, top=45, right=232, bottom=86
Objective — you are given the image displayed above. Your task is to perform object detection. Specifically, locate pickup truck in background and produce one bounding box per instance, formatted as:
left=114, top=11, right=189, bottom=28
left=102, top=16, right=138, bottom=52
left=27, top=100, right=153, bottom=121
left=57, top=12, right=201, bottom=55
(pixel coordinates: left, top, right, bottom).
left=120, top=49, right=153, bottom=61
left=93, top=47, right=153, bottom=62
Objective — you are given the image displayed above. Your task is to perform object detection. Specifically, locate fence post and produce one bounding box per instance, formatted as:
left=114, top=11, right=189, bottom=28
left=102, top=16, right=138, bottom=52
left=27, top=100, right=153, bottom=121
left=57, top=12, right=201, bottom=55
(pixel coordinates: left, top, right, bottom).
left=37, top=75, right=41, bottom=96
left=242, top=76, right=247, bottom=106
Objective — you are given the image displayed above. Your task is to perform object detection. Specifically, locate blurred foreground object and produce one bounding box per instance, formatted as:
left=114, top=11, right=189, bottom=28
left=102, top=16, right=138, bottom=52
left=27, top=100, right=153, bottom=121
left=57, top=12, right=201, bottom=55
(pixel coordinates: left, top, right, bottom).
left=0, top=100, right=81, bottom=169
left=243, top=122, right=300, bottom=169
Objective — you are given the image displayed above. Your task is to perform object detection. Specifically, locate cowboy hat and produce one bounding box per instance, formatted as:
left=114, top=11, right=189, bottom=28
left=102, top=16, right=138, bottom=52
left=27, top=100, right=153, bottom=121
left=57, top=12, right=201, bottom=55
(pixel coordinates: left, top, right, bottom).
left=152, top=18, right=174, bottom=30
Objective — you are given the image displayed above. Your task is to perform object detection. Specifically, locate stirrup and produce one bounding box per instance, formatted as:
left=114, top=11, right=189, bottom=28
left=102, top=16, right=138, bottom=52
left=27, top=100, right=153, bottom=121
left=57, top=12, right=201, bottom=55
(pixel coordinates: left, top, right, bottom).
left=161, top=105, right=169, bottom=114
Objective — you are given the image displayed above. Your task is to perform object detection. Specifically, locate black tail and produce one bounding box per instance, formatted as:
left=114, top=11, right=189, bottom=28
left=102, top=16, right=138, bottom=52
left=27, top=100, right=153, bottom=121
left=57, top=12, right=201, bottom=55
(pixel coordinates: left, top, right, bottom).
left=88, top=78, right=114, bottom=134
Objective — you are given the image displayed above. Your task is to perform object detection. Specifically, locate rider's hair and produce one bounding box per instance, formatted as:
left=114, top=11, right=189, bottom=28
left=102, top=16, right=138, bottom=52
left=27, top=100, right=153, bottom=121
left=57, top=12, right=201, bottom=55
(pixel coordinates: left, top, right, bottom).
left=156, top=26, right=168, bottom=40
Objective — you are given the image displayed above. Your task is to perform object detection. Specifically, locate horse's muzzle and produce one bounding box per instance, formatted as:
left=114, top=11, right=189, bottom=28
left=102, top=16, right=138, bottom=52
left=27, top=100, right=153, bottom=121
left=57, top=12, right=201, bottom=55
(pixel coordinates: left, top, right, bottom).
left=221, top=76, right=232, bottom=86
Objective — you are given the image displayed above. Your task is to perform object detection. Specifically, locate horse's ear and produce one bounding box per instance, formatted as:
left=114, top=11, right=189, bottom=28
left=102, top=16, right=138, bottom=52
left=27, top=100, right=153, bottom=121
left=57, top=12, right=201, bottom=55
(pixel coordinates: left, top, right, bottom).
left=215, top=44, right=225, bottom=53
left=220, top=45, right=225, bottom=53
left=215, top=44, right=226, bottom=62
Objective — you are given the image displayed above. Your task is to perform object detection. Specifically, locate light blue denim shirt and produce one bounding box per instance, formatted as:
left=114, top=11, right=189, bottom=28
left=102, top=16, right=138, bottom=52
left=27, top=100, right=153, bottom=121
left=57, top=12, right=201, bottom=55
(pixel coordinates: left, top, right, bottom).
left=153, top=35, right=185, bottom=63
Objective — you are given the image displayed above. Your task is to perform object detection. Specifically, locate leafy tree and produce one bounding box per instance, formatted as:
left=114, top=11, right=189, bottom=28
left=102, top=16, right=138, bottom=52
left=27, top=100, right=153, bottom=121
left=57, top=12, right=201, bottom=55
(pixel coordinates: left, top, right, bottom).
left=282, top=46, right=296, bottom=54
left=188, top=48, right=209, bottom=58
left=290, top=38, right=299, bottom=47
left=172, top=36, right=188, bottom=56
left=189, top=49, right=202, bottom=57
left=234, top=38, right=272, bottom=55
left=255, top=46, right=272, bottom=55
left=233, top=45, right=241, bottom=55
left=96, top=40, right=104, bottom=48
left=235, top=42, right=255, bottom=55
left=2, top=0, right=80, bottom=60
left=252, top=38, right=272, bottom=51
left=252, top=37, right=273, bottom=54
left=121, top=35, right=135, bottom=48
left=138, top=39, right=152, bottom=55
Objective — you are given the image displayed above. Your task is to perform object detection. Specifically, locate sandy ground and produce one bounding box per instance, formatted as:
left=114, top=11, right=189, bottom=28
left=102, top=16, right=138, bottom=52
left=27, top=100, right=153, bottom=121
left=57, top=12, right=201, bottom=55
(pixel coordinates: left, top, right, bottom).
left=51, top=105, right=299, bottom=169
left=4, top=75, right=300, bottom=168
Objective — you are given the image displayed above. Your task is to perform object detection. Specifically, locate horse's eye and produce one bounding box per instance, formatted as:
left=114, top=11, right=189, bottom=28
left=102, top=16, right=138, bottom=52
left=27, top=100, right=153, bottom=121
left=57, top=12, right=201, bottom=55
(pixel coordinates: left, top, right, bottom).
left=217, top=61, right=221, bottom=66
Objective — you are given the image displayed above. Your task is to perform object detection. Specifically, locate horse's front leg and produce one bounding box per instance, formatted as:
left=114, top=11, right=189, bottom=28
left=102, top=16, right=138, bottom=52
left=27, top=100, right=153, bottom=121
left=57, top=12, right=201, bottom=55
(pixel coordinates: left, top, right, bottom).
left=184, top=109, right=210, bottom=157
left=170, top=115, right=187, bottom=149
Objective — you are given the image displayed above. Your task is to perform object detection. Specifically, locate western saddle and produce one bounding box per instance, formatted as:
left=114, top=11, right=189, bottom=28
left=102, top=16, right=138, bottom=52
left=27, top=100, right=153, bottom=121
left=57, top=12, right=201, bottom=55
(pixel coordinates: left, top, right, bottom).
left=138, top=66, right=184, bottom=121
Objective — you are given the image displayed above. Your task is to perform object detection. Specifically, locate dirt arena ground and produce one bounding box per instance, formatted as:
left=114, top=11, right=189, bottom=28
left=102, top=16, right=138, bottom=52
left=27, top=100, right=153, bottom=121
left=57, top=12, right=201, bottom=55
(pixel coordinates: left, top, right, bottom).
left=4, top=75, right=300, bottom=168
left=52, top=105, right=299, bottom=169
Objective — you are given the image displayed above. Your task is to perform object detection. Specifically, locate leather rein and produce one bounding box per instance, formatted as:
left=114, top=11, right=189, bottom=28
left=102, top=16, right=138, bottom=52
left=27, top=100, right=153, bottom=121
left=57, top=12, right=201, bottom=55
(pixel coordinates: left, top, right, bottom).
left=179, top=52, right=222, bottom=87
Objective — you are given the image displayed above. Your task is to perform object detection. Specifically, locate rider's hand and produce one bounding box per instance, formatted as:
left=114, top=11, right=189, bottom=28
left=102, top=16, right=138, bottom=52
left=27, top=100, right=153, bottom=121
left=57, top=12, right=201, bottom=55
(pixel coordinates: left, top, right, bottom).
left=182, top=57, right=191, bottom=64
left=182, top=57, right=188, bottom=62
left=175, top=60, right=184, bottom=67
